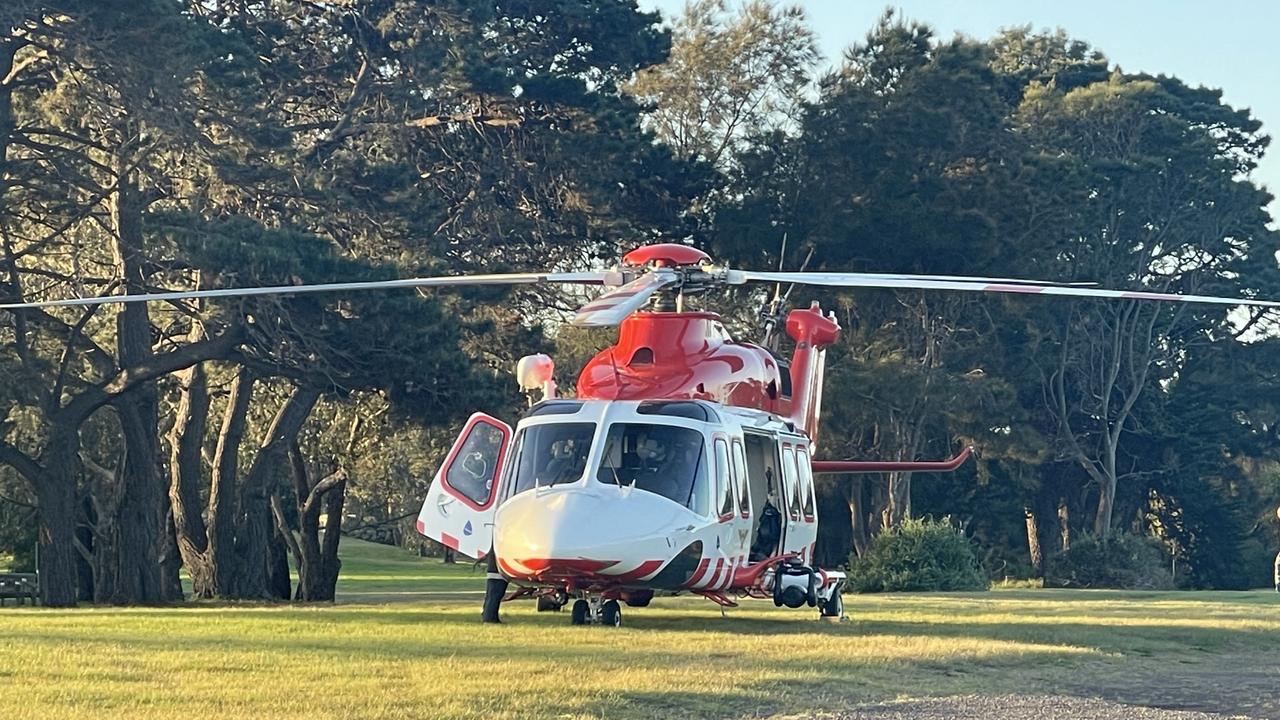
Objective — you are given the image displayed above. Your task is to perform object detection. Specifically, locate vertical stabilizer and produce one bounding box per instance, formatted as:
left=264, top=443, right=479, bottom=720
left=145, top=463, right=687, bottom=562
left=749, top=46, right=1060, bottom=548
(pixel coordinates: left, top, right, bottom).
left=785, top=303, right=840, bottom=448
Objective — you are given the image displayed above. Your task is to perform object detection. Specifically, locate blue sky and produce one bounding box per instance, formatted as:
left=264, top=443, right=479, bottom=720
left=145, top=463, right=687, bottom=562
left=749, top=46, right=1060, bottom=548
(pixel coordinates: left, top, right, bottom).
left=638, top=1, right=1280, bottom=215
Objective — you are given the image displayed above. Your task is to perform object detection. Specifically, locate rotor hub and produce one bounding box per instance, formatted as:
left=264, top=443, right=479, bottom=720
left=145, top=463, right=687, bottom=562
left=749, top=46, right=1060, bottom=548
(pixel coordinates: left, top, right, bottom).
left=622, top=243, right=711, bottom=269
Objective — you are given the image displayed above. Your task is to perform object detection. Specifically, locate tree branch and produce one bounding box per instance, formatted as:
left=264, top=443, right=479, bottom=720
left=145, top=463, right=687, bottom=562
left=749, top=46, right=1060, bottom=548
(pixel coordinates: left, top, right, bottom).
left=56, top=322, right=244, bottom=426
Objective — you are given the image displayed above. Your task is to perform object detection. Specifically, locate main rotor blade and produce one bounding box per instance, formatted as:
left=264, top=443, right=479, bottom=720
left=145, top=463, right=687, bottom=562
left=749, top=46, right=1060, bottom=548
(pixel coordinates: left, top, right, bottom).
left=572, top=269, right=679, bottom=327
left=0, top=271, right=611, bottom=311
left=734, top=271, right=1280, bottom=310
left=855, top=272, right=1096, bottom=287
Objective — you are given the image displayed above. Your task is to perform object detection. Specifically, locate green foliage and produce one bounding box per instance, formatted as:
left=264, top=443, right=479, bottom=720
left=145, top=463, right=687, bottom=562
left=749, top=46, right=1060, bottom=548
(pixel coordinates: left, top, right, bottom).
left=0, top=487, right=37, bottom=573
left=1046, top=533, right=1174, bottom=590
left=627, top=0, right=819, bottom=169
left=848, top=517, right=987, bottom=593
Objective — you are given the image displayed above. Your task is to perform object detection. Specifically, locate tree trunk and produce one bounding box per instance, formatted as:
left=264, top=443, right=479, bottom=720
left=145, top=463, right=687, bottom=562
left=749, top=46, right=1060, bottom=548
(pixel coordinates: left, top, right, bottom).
left=158, top=506, right=184, bottom=601
left=96, top=160, right=165, bottom=604
left=33, top=442, right=81, bottom=607
left=285, top=444, right=348, bottom=602
left=94, top=394, right=165, bottom=604
left=267, top=529, right=292, bottom=600
left=886, top=471, right=913, bottom=529
left=1024, top=507, right=1043, bottom=577
left=316, top=478, right=346, bottom=599
left=847, top=476, right=869, bottom=557
left=1093, top=476, right=1116, bottom=537
left=210, top=368, right=254, bottom=596
left=1058, top=499, right=1072, bottom=552
left=168, top=360, right=215, bottom=597
left=233, top=385, right=320, bottom=598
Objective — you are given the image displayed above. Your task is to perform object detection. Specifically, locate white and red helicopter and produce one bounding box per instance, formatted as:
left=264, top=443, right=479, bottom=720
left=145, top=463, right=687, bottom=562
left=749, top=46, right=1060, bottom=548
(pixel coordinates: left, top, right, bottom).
left=6, top=242, right=1277, bottom=624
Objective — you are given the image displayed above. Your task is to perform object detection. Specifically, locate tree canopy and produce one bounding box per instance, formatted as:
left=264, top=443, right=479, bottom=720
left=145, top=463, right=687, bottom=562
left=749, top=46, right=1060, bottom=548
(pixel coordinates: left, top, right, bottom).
left=1, top=2, right=1278, bottom=603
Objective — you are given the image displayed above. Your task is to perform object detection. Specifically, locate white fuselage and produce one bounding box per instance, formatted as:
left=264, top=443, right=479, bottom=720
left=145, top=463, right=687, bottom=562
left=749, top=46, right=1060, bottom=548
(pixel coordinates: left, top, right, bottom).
left=489, top=399, right=820, bottom=595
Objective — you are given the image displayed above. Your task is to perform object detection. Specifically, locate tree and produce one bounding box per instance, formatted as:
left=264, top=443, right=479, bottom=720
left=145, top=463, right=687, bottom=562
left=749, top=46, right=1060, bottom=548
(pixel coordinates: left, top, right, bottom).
left=627, top=0, right=818, bottom=171
left=713, top=14, right=1032, bottom=549
left=1014, top=71, right=1278, bottom=535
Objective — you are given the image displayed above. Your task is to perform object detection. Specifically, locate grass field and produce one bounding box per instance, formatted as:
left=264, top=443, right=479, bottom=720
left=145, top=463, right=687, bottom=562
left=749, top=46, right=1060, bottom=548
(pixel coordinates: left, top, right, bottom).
left=333, top=539, right=486, bottom=600
left=2, top=540, right=1278, bottom=719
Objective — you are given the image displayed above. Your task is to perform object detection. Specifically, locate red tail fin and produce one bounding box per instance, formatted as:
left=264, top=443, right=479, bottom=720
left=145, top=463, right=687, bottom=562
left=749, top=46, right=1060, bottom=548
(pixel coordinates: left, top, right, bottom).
left=785, top=302, right=840, bottom=448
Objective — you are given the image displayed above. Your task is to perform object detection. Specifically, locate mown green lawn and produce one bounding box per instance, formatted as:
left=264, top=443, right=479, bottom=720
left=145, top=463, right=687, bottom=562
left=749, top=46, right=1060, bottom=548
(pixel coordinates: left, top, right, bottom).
left=2, top=540, right=1277, bottom=719
left=333, top=539, right=486, bottom=600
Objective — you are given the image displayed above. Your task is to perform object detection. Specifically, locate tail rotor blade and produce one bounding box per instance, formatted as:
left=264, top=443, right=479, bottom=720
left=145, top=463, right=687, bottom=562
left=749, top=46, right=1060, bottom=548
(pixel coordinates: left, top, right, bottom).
left=571, top=270, right=679, bottom=327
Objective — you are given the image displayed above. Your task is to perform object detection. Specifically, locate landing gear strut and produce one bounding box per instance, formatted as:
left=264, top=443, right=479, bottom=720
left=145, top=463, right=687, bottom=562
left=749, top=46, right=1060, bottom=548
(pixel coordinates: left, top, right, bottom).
left=537, top=591, right=568, bottom=612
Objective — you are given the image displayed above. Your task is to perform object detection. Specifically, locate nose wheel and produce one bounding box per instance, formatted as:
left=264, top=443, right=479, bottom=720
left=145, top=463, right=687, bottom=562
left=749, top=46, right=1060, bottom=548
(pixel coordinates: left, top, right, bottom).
left=569, top=597, right=622, bottom=627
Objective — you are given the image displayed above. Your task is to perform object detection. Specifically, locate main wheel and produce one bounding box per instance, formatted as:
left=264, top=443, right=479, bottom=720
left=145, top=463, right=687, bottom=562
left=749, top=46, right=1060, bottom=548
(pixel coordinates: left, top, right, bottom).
left=537, top=595, right=562, bottom=612
left=600, top=599, right=622, bottom=627
left=570, top=599, right=590, bottom=625
left=819, top=588, right=844, bottom=618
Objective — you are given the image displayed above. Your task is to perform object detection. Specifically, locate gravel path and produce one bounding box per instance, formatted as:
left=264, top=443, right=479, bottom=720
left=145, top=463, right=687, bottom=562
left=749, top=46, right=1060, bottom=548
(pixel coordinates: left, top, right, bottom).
left=790, top=695, right=1254, bottom=719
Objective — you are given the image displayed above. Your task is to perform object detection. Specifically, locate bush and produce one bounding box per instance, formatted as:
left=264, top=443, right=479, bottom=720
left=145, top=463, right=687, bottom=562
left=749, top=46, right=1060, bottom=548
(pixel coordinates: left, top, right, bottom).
left=847, top=517, right=987, bottom=593
left=1046, top=533, right=1174, bottom=590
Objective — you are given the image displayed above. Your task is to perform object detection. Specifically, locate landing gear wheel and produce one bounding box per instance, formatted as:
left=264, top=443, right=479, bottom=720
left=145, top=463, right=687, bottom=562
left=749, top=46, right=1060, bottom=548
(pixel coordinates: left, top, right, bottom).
left=820, top=588, right=844, bottom=619
left=570, top=599, right=590, bottom=625
left=537, top=595, right=563, bottom=612
left=600, top=599, right=622, bottom=627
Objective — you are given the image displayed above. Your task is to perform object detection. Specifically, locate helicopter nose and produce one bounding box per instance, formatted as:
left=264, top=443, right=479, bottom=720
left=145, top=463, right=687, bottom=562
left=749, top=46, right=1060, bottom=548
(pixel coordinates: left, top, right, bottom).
left=494, top=486, right=686, bottom=581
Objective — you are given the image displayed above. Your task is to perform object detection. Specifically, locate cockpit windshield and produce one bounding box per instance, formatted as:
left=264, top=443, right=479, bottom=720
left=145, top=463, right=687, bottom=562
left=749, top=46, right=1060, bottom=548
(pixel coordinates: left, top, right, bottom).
left=597, top=423, right=710, bottom=515
left=507, top=422, right=596, bottom=496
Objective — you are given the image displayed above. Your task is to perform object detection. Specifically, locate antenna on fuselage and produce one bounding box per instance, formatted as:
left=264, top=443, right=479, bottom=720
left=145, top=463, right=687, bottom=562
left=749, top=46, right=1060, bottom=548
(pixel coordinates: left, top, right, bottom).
left=761, top=236, right=813, bottom=352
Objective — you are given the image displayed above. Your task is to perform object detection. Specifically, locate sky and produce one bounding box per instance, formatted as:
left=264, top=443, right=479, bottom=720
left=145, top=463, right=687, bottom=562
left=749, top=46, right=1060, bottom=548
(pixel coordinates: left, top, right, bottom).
left=638, top=0, right=1280, bottom=215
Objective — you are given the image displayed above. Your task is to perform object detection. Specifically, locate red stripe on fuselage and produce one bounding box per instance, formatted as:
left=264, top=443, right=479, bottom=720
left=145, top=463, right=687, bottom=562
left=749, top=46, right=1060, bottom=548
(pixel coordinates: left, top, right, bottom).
left=517, top=558, right=618, bottom=574
left=612, top=559, right=663, bottom=582
left=683, top=558, right=712, bottom=589
left=440, top=532, right=459, bottom=550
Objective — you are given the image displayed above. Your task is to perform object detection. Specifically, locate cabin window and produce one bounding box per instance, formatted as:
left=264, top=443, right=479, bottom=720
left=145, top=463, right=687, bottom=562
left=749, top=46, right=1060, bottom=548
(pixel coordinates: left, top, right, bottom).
left=731, top=440, right=750, bottom=516
left=796, top=446, right=815, bottom=520
left=714, top=438, right=734, bottom=518
left=506, top=422, right=596, bottom=496
left=596, top=423, right=710, bottom=515
left=444, top=421, right=506, bottom=506
left=781, top=445, right=801, bottom=521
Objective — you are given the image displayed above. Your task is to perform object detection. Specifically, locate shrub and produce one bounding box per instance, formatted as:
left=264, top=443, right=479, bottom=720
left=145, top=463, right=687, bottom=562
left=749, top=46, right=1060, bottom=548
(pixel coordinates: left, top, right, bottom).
left=1046, top=533, right=1174, bottom=590
left=847, top=517, right=987, bottom=593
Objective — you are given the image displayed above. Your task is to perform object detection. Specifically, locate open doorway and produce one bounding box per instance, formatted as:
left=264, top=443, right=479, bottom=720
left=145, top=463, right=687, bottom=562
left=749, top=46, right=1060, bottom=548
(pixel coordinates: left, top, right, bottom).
left=743, top=432, right=783, bottom=562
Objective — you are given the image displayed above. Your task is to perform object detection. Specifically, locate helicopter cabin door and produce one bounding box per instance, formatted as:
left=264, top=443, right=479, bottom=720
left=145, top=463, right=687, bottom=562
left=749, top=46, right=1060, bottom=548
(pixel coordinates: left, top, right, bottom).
left=778, top=438, right=818, bottom=561
left=416, top=413, right=512, bottom=560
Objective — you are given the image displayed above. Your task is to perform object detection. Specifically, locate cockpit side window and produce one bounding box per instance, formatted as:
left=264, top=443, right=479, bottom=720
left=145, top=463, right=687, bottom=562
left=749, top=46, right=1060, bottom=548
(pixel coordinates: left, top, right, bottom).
left=597, top=423, right=709, bottom=514
left=507, top=422, right=596, bottom=497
